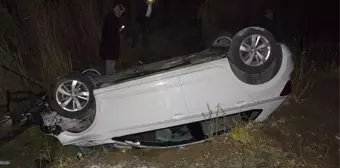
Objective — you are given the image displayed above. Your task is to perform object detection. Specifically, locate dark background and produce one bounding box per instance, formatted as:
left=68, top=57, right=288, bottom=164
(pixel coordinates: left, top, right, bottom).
left=0, top=0, right=338, bottom=90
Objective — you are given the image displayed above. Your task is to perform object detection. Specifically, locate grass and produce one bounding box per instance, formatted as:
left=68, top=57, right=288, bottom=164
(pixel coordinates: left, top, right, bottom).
left=0, top=4, right=104, bottom=167
left=198, top=106, right=315, bottom=168
left=35, top=3, right=73, bottom=86
left=3, top=120, right=315, bottom=168
left=0, top=89, right=7, bottom=118
left=291, top=50, right=317, bottom=103
left=200, top=105, right=303, bottom=167
left=228, top=122, right=297, bottom=168
left=0, top=0, right=111, bottom=119
left=0, top=0, right=110, bottom=87
left=289, top=39, right=339, bottom=103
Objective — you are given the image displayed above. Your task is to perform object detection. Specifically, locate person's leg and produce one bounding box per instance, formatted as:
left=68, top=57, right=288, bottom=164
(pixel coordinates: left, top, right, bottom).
left=105, top=60, right=111, bottom=75
left=105, top=60, right=116, bottom=75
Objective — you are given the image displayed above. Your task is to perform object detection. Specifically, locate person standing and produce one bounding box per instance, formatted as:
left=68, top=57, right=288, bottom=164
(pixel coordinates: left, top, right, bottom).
left=262, top=8, right=284, bottom=42
left=99, top=2, right=125, bottom=75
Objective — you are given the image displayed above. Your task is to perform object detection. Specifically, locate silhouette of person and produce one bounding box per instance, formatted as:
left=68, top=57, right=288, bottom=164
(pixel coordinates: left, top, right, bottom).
left=99, top=2, right=125, bottom=75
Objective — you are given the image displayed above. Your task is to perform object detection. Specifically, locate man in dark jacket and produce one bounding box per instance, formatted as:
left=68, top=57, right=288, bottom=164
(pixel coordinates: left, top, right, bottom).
left=99, top=3, right=125, bottom=75
left=263, top=8, right=284, bottom=42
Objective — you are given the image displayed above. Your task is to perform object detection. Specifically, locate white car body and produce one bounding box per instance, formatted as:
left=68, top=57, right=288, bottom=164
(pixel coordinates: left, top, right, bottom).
left=52, top=43, right=293, bottom=147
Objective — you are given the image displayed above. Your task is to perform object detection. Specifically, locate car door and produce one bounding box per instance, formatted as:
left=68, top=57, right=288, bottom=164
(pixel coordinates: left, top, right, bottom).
left=93, top=75, right=188, bottom=134
left=179, top=66, right=253, bottom=117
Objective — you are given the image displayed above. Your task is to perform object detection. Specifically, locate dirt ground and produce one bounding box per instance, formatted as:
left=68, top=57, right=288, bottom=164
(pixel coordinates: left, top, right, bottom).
left=0, top=71, right=339, bottom=168
left=267, top=71, right=339, bottom=166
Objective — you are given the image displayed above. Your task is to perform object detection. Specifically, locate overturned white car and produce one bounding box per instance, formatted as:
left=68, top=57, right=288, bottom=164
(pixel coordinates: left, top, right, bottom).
left=40, top=27, right=293, bottom=149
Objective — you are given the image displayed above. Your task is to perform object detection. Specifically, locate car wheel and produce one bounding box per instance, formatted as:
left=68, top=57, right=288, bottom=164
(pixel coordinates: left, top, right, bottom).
left=211, top=32, right=233, bottom=48
left=228, top=27, right=281, bottom=74
left=49, top=72, right=95, bottom=119
left=81, top=68, right=102, bottom=79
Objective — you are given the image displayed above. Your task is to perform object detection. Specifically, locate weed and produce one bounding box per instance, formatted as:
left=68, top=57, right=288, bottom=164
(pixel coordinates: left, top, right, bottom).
left=202, top=103, right=235, bottom=140
left=0, top=0, right=111, bottom=122
left=229, top=121, right=254, bottom=143
left=291, top=51, right=317, bottom=103
left=288, top=38, right=339, bottom=103
left=36, top=5, right=73, bottom=86
left=0, top=0, right=111, bottom=90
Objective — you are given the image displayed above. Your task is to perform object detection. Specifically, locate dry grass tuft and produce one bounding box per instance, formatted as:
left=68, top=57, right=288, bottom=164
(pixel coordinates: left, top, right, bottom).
left=291, top=51, right=317, bottom=103
left=0, top=0, right=111, bottom=118
left=35, top=4, right=73, bottom=86
left=290, top=40, right=338, bottom=103
left=226, top=121, right=310, bottom=168
left=0, top=118, right=331, bottom=168
left=199, top=105, right=313, bottom=167
left=229, top=121, right=254, bottom=143
left=0, top=0, right=111, bottom=89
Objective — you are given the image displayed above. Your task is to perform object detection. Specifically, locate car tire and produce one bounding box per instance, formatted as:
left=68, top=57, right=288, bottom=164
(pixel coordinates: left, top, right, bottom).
left=49, top=72, right=96, bottom=119
left=228, top=27, right=281, bottom=74
left=210, top=32, right=233, bottom=49
left=81, top=68, right=102, bottom=79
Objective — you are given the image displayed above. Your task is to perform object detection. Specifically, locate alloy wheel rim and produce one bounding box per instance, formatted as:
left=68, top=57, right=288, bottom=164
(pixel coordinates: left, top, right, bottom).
left=56, top=80, right=90, bottom=112
left=239, top=34, right=271, bottom=66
